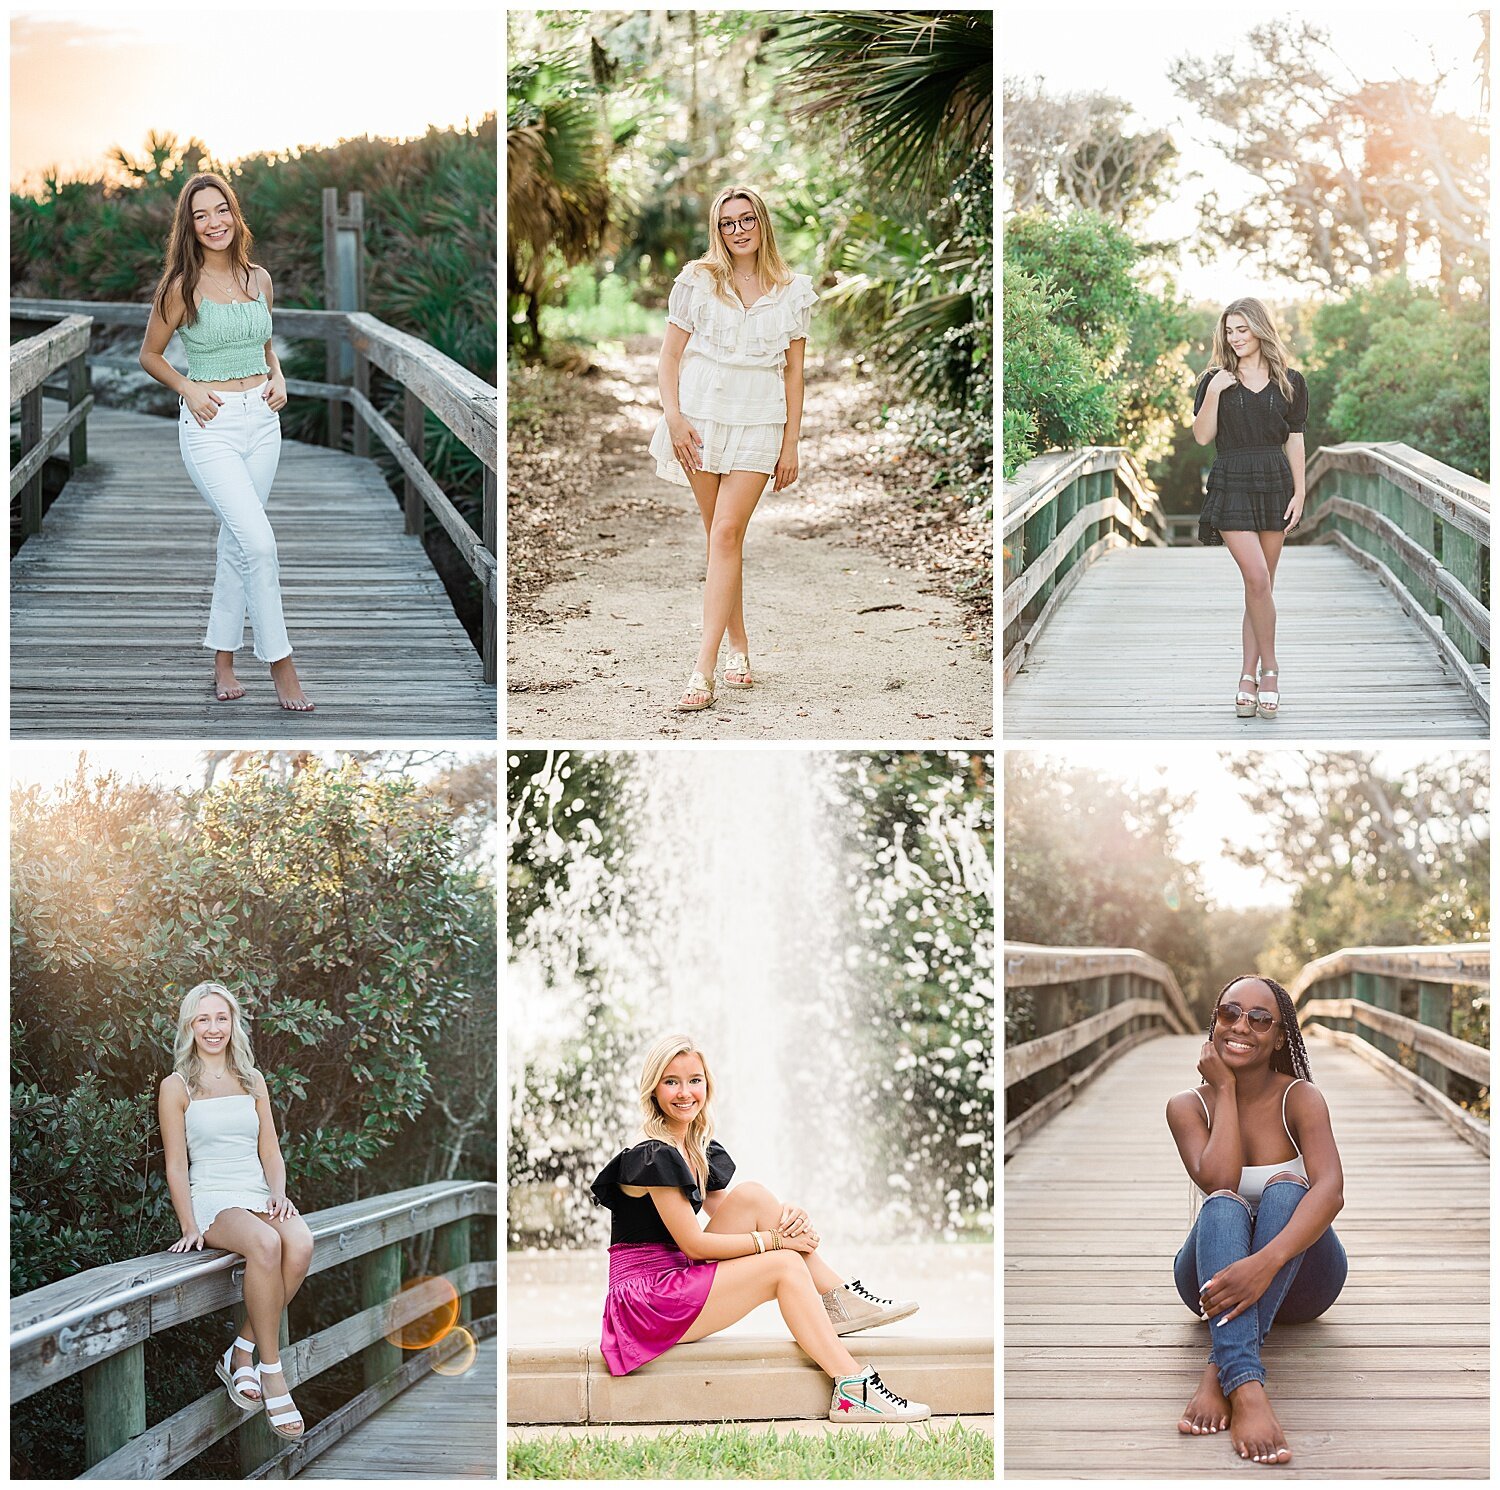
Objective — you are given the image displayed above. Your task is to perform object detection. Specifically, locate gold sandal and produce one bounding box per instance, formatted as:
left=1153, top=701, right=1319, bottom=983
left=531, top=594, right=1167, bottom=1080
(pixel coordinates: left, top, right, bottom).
left=722, top=651, right=753, bottom=689
left=674, top=671, right=716, bottom=711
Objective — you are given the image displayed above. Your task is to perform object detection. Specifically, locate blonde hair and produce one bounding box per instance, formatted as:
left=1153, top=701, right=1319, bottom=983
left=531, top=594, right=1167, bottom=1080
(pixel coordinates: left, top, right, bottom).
left=693, top=185, right=793, bottom=305
left=638, top=1033, right=716, bottom=1194
left=1209, top=298, right=1294, bottom=402
left=173, top=981, right=258, bottom=1098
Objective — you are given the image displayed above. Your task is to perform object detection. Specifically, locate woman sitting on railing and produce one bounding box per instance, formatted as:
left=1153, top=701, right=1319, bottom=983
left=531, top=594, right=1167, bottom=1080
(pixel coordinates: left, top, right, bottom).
left=589, top=1034, right=929, bottom=1423
left=1191, top=299, right=1308, bottom=721
left=159, top=981, right=314, bottom=1441
left=139, top=171, right=314, bottom=711
left=1165, top=976, right=1347, bottom=1466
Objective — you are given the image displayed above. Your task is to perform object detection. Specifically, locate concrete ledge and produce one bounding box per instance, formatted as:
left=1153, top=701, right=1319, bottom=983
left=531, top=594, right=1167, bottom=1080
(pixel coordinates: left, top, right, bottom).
left=508, top=1335, right=993, bottom=1425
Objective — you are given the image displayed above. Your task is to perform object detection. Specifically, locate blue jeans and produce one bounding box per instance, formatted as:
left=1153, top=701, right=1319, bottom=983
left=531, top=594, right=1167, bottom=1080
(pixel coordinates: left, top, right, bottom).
left=1173, top=1178, right=1347, bottom=1395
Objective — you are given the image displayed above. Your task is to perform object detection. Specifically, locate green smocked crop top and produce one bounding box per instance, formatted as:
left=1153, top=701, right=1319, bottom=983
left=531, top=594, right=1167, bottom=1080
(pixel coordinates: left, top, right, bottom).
left=177, top=293, right=272, bottom=382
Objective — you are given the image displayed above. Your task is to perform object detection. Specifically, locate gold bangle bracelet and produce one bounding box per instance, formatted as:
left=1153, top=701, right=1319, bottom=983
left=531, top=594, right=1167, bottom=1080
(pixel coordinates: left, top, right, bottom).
left=752, top=1230, right=763, bottom=1254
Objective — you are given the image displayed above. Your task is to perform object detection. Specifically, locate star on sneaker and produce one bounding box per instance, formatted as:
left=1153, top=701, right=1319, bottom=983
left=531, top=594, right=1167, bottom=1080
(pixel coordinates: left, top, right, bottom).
left=828, top=1366, right=931, bottom=1423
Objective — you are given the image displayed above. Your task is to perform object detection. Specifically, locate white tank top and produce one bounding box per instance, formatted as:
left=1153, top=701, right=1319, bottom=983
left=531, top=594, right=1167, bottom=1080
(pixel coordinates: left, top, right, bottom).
left=177, top=1072, right=265, bottom=1192
left=1193, top=1078, right=1308, bottom=1213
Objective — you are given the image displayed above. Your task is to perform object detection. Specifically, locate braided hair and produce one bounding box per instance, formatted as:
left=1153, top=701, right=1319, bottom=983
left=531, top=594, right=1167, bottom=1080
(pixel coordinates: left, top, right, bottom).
left=1213, top=974, right=1314, bottom=1082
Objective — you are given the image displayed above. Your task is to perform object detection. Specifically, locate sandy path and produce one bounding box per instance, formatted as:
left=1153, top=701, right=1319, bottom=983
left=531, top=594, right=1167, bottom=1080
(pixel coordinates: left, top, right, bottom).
left=507, top=352, right=992, bottom=741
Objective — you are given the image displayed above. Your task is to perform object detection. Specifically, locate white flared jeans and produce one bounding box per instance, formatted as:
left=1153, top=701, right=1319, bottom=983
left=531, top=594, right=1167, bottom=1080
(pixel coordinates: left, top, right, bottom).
left=178, top=388, right=291, bottom=663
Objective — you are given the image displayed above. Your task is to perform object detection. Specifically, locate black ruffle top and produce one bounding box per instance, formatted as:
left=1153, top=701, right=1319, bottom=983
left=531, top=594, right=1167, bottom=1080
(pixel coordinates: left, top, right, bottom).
left=590, top=1138, right=736, bottom=1246
left=1193, top=368, right=1309, bottom=546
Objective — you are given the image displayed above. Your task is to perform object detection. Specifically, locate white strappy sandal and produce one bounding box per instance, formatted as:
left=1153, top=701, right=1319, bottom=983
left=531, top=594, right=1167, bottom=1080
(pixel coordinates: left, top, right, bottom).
left=1257, top=668, right=1280, bottom=720
left=215, top=1335, right=262, bottom=1410
left=1235, top=673, right=1258, bottom=719
left=257, top=1359, right=304, bottom=1439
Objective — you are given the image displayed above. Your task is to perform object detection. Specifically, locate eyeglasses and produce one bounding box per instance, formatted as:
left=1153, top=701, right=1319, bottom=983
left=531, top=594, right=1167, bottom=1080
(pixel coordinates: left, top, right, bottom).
left=719, top=214, right=758, bottom=235
left=1212, top=1002, right=1279, bottom=1033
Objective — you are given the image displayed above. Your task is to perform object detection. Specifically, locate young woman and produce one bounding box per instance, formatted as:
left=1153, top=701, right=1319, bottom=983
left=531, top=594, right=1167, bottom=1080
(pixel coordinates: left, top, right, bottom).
left=648, top=185, right=818, bottom=711
left=140, top=172, right=313, bottom=711
left=158, top=981, right=315, bottom=1440
left=1190, top=299, right=1309, bottom=721
left=1165, top=976, right=1347, bottom=1466
left=590, top=1034, right=930, bottom=1422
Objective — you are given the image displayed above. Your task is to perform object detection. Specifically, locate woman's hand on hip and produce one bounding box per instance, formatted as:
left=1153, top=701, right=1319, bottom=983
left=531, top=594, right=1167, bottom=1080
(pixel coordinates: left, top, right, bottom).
left=262, top=373, right=288, bottom=413
left=183, top=383, right=224, bottom=426
left=668, top=415, right=703, bottom=472
left=266, top=1195, right=299, bottom=1220
left=169, top=1229, right=206, bottom=1252
left=773, top=441, right=799, bottom=491
left=1199, top=1253, right=1276, bottom=1324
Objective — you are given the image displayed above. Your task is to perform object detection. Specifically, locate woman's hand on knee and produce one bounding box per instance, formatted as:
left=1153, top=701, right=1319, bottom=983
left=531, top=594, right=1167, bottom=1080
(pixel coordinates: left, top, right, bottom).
left=1199, top=1253, right=1276, bottom=1323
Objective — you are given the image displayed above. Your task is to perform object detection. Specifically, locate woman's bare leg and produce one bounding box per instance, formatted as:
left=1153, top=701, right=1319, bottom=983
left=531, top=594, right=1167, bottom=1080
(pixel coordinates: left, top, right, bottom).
left=1221, top=530, right=1278, bottom=680
left=1239, top=530, right=1286, bottom=677
left=694, top=469, right=768, bottom=678
left=262, top=1212, right=316, bottom=1308
left=679, top=1250, right=861, bottom=1378
left=705, top=1181, right=845, bottom=1294
left=686, top=467, right=748, bottom=657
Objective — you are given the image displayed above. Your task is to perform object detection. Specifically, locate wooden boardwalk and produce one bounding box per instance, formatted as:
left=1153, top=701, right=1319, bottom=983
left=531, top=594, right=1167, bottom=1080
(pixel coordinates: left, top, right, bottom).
left=298, top=1335, right=497, bottom=1479
left=1005, top=546, right=1488, bottom=738
left=1005, top=1033, right=1489, bottom=1478
left=12, top=407, right=496, bottom=737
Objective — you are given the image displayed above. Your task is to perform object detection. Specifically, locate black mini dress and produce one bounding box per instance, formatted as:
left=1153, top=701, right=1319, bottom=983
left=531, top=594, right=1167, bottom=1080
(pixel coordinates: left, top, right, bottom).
left=1193, top=367, right=1308, bottom=546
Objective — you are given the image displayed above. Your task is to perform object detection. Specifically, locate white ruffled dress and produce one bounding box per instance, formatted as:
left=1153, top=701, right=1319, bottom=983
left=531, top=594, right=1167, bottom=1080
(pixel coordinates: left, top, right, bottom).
left=649, top=264, right=818, bottom=487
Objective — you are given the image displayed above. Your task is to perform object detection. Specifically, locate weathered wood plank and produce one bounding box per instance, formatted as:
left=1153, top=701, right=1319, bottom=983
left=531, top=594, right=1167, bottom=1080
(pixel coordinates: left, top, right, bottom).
left=1004, top=1034, right=1488, bottom=1479
left=1003, top=546, right=1488, bottom=738
left=10, top=408, right=496, bottom=738
left=10, top=313, right=92, bottom=398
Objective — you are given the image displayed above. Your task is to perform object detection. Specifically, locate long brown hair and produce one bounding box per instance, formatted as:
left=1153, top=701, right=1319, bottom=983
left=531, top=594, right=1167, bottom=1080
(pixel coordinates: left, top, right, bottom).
left=1208, top=298, right=1294, bottom=402
left=694, top=185, right=793, bottom=306
left=151, top=172, right=257, bottom=329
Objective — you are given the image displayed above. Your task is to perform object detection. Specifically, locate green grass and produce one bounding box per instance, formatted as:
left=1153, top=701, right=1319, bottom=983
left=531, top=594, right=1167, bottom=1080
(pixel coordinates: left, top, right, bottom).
left=540, top=269, right=659, bottom=343
left=507, top=1418, right=993, bottom=1479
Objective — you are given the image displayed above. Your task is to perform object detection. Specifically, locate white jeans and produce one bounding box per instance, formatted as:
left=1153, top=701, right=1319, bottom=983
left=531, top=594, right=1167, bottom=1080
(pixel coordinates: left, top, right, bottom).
left=178, top=388, right=291, bottom=663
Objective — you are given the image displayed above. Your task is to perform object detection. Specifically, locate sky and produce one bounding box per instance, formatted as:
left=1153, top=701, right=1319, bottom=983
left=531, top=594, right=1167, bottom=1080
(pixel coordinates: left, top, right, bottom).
left=1019, top=744, right=1483, bottom=912
left=1002, top=6, right=1485, bottom=303
left=10, top=8, right=498, bottom=191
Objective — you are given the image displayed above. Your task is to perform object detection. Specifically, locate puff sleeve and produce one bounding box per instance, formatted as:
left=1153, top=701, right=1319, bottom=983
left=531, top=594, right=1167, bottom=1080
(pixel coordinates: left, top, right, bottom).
left=665, top=267, right=700, bottom=334
left=591, top=1139, right=701, bottom=1209
left=1192, top=370, right=1215, bottom=416
left=706, top=1140, right=736, bottom=1193
left=785, top=274, right=818, bottom=343
left=1285, top=370, right=1308, bottom=434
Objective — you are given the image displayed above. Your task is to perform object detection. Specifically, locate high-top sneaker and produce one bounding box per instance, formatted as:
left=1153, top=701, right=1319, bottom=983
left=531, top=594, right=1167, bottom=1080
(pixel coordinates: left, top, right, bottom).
left=822, top=1278, right=919, bottom=1336
left=828, top=1365, right=931, bottom=1423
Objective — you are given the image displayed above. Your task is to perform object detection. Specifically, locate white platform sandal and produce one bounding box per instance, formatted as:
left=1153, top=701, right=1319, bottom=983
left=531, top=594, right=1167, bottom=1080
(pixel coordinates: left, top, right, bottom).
left=1257, top=668, right=1280, bottom=720
left=1235, top=673, right=1257, bottom=719
left=257, top=1359, right=304, bottom=1439
left=215, top=1335, right=262, bottom=1409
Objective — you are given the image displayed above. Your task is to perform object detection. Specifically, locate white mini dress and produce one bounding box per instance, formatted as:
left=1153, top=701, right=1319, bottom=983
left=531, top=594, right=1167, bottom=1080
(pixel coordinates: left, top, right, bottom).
left=176, top=1072, right=273, bottom=1231
left=648, top=263, right=818, bottom=487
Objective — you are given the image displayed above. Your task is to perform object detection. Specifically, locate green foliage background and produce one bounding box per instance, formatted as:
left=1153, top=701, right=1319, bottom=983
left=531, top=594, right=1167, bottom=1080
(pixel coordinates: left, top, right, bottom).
left=11, top=753, right=496, bottom=1476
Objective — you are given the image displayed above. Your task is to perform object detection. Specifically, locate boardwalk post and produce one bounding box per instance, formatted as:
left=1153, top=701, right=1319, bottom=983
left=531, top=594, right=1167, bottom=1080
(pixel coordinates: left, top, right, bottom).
left=1417, top=982, right=1454, bottom=1098
left=20, top=385, right=43, bottom=535
left=322, top=190, right=367, bottom=452
left=403, top=389, right=426, bottom=535
left=435, top=1216, right=473, bottom=1325
left=67, top=350, right=88, bottom=470
left=82, top=1342, right=145, bottom=1468
left=361, top=1241, right=404, bottom=1388
left=482, top=465, right=497, bottom=683
left=237, top=1303, right=290, bottom=1474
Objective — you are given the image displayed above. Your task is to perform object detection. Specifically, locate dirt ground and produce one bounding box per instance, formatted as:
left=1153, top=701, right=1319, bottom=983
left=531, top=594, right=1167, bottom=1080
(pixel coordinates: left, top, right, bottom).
left=507, top=340, right=993, bottom=741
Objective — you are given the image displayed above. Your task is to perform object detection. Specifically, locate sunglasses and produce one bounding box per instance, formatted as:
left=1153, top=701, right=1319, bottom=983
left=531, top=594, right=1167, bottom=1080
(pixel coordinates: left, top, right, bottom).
left=718, top=214, right=759, bottom=235
left=1212, top=1001, right=1279, bottom=1033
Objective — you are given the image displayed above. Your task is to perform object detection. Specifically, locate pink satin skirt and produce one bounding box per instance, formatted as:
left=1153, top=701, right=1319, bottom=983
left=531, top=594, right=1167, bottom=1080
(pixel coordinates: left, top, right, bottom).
left=600, top=1242, right=718, bottom=1376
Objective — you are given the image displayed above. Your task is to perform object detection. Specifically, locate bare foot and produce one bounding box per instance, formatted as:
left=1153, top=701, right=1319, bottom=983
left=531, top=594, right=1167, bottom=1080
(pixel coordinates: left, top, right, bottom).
left=269, top=656, right=314, bottom=712
left=214, top=652, right=245, bottom=702
left=1177, top=1358, right=1229, bottom=1435
left=1228, top=1380, right=1292, bottom=1464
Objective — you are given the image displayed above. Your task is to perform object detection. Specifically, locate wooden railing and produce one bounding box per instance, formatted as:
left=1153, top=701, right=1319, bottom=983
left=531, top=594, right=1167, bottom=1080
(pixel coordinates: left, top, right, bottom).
left=1004, top=943, right=1194, bottom=1155
left=10, top=1179, right=498, bottom=1479
left=10, top=299, right=498, bottom=683
left=1001, top=448, right=1169, bottom=685
left=1302, top=442, right=1490, bottom=717
left=10, top=312, right=95, bottom=537
left=1292, top=943, right=1490, bottom=1155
